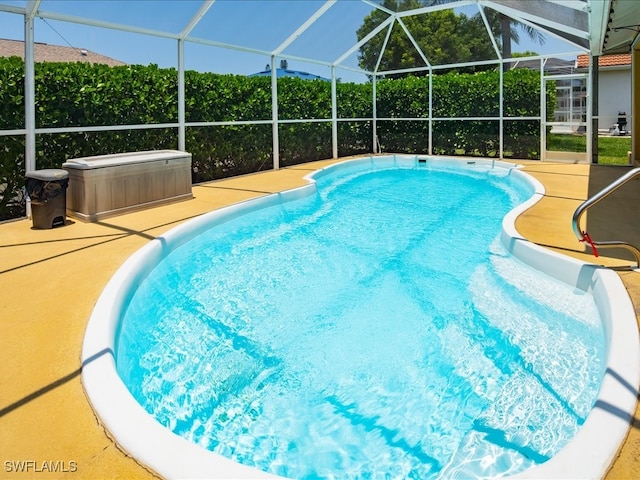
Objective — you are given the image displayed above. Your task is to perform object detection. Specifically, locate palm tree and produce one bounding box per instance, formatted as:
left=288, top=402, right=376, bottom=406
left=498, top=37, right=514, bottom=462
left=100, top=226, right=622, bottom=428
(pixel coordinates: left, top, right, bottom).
left=424, top=0, right=545, bottom=70
left=491, top=10, right=546, bottom=71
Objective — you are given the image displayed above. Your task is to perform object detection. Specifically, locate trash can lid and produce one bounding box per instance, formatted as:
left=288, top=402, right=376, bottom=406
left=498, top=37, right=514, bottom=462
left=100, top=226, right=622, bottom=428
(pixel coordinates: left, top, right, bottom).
left=25, top=169, right=69, bottom=181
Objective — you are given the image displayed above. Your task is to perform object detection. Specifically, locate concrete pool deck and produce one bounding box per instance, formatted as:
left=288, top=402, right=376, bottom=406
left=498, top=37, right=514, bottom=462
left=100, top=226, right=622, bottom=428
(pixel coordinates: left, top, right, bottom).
left=0, top=156, right=639, bottom=479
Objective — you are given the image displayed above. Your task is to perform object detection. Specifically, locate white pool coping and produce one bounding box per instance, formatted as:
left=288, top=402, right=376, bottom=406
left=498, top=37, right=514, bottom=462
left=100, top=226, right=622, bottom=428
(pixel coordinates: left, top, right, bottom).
left=81, top=155, right=640, bottom=480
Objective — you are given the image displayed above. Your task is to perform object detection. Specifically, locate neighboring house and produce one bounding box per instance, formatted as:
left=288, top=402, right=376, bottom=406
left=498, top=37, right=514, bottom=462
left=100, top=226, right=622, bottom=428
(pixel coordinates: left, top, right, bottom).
left=249, top=60, right=329, bottom=81
left=512, top=54, right=632, bottom=134
left=510, top=57, right=585, bottom=128
left=0, top=38, right=125, bottom=66
left=576, top=53, right=632, bottom=133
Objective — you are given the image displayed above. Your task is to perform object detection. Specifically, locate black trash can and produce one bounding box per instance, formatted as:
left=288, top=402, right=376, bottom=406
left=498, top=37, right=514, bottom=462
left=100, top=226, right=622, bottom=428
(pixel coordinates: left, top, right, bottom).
left=25, top=169, right=69, bottom=229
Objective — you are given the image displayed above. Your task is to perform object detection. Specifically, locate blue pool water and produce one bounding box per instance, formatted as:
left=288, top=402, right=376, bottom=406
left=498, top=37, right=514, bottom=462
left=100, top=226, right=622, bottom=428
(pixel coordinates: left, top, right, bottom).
left=116, top=160, right=605, bottom=479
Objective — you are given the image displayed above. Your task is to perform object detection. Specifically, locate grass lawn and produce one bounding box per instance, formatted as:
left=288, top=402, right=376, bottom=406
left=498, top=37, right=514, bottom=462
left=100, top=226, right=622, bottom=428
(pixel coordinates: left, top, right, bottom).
left=547, top=134, right=631, bottom=165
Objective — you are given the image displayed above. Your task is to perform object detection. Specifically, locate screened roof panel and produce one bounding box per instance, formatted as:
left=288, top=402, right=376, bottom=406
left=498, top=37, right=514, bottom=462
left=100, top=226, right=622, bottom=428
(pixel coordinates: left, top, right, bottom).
left=35, top=0, right=203, bottom=35
left=367, top=20, right=430, bottom=72
left=0, top=0, right=26, bottom=8
left=421, top=5, right=500, bottom=64
left=189, top=0, right=333, bottom=53
left=279, top=0, right=376, bottom=65
left=477, top=3, right=588, bottom=57
left=183, top=41, right=270, bottom=76
left=483, top=0, right=589, bottom=51
left=0, top=0, right=629, bottom=75
left=365, top=0, right=401, bottom=14
left=40, top=20, right=180, bottom=68
left=508, top=30, right=585, bottom=58
left=0, top=12, right=182, bottom=69
left=367, top=0, right=468, bottom=14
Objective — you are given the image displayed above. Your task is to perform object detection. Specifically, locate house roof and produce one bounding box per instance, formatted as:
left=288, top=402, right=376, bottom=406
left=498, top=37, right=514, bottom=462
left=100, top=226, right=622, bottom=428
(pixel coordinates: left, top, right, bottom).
left=576, top=53, right=631, bottom=69
left=511, top=57, right=576, bottom=74
left=0, top=38, right=125, bottom=66
left=248, top=68, right=329, bottom=81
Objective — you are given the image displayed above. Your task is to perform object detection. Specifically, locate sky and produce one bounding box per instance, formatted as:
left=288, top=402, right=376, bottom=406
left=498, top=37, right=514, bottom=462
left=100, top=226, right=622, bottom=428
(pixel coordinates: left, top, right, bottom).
left=0, top=0, right=586, bottom=84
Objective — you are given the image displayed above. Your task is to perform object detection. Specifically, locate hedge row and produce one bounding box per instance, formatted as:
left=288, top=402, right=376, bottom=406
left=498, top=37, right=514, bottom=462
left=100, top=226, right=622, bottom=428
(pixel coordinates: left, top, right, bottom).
left=0, top=58, right=552, bottom=220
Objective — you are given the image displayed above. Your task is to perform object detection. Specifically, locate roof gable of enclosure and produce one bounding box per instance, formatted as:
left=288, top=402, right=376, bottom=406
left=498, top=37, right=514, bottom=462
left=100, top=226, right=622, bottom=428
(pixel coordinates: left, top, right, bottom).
left=0, top=0, right=597, bottom=77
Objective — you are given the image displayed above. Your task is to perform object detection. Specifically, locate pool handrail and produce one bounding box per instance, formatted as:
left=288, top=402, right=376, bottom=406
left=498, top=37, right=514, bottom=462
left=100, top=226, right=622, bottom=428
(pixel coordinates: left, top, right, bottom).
left=572, top=167, right=640, bottom=268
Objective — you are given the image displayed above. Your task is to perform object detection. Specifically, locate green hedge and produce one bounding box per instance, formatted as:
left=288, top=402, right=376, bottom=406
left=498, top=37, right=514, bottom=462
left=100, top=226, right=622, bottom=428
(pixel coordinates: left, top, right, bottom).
left=0, top=59, right=551, bottom=220
left=376, top=68, right=551, bottom=157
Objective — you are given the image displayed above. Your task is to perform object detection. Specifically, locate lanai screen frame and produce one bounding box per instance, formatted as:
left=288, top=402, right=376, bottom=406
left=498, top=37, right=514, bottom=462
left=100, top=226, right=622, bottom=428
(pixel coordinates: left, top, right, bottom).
left=0, top=0, right=597, bottom=179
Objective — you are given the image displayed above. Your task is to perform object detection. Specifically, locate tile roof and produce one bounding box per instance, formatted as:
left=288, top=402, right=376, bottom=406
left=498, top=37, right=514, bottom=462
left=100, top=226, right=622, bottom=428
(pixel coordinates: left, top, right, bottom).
left=576, top=53, right=631, bottom=68
left=0, top=38, right=125, bottom=66
left=249, top=68, right=330, bottom=81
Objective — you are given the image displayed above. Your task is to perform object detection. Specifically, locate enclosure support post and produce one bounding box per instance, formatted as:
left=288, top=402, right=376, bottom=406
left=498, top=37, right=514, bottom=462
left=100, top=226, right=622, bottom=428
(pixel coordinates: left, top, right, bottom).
left=271, top=55, right=280, bottom=170
left=540, top=58, right=546, bottom=162
left=591, top=55, right=599, bottom=164
left=499, top=63, right=504, bottom=161
left=633, top=40, right=640, bottom=166
left=373, top=74, right=378, bottom=153
left=428, top=69, right=433, bottom=156
left=592, top=54, right=598, bottom=163
left=177, top=1, right=216, bottom=153
left=24, top=3, right=40, bottom=218
left=331, top=66, right=338, bottom=159
left=477, top=2, right=502, bottom=161
left=177, top=39, right=186, bottom=152
left=24, top=10, right=36, bottom=175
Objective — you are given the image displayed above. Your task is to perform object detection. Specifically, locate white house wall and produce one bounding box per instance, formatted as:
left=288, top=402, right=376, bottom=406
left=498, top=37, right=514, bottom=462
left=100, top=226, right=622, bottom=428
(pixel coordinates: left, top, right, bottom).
left=598, top=68, right=632, bottom=132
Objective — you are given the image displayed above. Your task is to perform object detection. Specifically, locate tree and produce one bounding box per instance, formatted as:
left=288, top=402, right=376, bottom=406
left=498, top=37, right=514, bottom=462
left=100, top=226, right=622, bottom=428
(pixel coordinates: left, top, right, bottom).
left=426, top=0, right=546, bottom=66
left=356, top=0, right=545, bottom=76
left=511, top=51, right=540, bottom=58
left=356, top=0, right=497, bottom=76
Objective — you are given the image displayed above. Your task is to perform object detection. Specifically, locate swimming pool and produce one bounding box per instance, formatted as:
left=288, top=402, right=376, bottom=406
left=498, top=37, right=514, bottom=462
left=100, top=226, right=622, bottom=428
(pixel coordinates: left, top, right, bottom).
left=82, top=155, right=640, bottom=479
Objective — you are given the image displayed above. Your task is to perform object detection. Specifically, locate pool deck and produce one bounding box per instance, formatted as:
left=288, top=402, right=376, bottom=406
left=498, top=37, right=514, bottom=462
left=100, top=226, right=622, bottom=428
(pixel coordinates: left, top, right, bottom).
left=1, top=156, right=639, bottom=479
